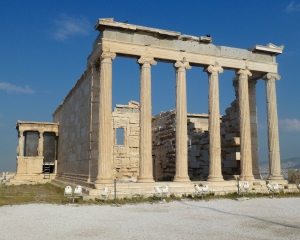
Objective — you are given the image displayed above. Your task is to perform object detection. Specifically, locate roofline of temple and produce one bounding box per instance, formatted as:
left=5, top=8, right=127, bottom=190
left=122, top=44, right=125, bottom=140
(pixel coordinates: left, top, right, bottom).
left=95, top=18, right=283, bottom=55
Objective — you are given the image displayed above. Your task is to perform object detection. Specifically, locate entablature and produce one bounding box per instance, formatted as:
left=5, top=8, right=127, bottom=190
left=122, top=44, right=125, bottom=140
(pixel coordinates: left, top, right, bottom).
left=88, top=18, right=283, bottom=74
left=16, top=121, right=59, bottom=135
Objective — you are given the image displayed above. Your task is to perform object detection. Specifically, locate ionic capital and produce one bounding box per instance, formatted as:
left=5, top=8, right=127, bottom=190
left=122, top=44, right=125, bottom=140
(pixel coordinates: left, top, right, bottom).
left=174, top=58, right=191, bottom=70
left=100, top=51, right=116, bottom=62
left=138, top=56, right=157, bottom=66
left=262, top=73, right=281, bottom=81
left=236, top=68, right=252, bottom=77
left=204, top=62, right=223, bottom=74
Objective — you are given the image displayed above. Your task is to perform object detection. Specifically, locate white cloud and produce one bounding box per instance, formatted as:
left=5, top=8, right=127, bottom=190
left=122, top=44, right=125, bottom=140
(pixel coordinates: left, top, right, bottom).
left=285, top=1, right=300, bottom=13
left=0, top=82, right=35, bottom=94
left=279, top=118, right=300, bottom=132
left=53, top=14, right=91, bottom=40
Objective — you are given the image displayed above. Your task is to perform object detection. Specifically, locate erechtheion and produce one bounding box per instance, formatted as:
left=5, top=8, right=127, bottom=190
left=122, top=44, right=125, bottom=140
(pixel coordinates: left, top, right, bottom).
left=11, top=18, right=288, bottom=196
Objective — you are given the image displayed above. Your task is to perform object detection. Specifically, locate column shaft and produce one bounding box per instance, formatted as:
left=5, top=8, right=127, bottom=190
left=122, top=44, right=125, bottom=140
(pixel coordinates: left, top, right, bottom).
left=38, top=131, right=44, bottom=157
left=18, top=131, right=24, bottom=156
left=263, top=73, right=283, bottom=180
left=174, top=59, right=191, bottom=182
left=137, top=57, right=156, bottom=183
left=95, top=51, right=116, bottom=184
left=248, top=80, right=261, bottom=179
left=236, top=69, right=254, bottom=181
left=205, top=63, right=224, bottom=182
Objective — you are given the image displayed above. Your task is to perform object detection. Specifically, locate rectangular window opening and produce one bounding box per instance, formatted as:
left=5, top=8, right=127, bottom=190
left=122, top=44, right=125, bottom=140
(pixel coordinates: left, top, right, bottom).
left=24, top=131, right=39, bottom=156
left=116, top=128, right=124, bottom=145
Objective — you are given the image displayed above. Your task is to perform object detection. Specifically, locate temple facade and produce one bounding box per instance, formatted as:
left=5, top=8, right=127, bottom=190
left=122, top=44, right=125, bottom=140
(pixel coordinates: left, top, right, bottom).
left=13, top=18, right=286, bottom=196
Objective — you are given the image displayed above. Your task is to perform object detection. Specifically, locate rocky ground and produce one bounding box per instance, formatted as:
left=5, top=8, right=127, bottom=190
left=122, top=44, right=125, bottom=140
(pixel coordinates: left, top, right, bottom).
left=1, top=198, right=300, bottom=239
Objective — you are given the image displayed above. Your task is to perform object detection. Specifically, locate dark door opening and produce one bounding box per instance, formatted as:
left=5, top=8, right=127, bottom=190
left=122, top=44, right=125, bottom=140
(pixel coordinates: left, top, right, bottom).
left=43, top=132, right=57, bottom=166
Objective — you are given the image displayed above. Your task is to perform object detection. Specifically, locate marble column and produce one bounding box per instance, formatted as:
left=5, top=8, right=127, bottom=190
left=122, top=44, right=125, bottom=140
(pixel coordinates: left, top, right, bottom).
left=95, top=51, right=116, bottom=184
left=17, top=130, right=24, bottom=156
left=38, top=131, right=44, bottom=157
left=137, top=56, right=156, bottom=183
left=173, top=59, right=191, bottom=182
left=263, top=73, right=283, bottom=180
left=204, top=63, right=224, bottom=182
left=248, top=80, right=261, bottom=179
left=236, top=69, right=254, bottom=181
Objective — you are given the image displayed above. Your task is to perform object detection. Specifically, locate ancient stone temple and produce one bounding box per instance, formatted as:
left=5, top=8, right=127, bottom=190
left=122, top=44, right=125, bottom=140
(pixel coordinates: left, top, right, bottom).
left=13, top=18, right=286, bottom=196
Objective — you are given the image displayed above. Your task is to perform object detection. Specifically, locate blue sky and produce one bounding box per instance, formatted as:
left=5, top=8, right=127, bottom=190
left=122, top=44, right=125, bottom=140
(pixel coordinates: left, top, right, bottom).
left=1, top=0, right=300, bottom=171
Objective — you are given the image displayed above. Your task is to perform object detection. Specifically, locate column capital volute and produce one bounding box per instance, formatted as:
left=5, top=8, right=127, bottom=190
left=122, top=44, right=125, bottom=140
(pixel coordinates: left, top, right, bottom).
left=100, top=51, right=116, bottom=61
left=137, top=56, right=157, bottom=66
left=174, top=58, right=191, bottom=70
left=262, top=73, right=281, bottom=81
left=204, top=62, right=223, bottom=74
left=236, top=68, right=252, bottom=77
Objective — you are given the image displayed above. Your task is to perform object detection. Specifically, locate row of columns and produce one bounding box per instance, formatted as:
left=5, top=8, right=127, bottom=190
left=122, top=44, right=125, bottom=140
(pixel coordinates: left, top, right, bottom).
left=95, top=51, right=283, bottom=184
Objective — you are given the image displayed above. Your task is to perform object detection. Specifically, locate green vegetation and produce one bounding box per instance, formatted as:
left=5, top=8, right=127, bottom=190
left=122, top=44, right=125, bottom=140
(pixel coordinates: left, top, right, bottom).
left=1, top=183, right=300, bottom=207
left=0, top=183, right=81, bottom=206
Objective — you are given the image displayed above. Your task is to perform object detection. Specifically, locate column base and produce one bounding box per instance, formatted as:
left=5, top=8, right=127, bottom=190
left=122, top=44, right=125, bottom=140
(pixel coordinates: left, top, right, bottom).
left=173, top=176, right=190, bottom=182
left=136, top=177, right=155, bottom=183
left=267, top=174, right=284, bottom=180
left=253, top=174, right=262, bottom=179
left=239, top=175, right=255, bottom=181
left=207, top=175, right=224, bottom=182
left=94, top=178, right=113, bottom=184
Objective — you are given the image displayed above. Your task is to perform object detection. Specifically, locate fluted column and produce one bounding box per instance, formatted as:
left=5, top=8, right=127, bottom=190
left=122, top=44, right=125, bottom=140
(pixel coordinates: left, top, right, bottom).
left=248, top=80, right=261, bottom=179
left=95, top=51, right=116, bottom=184
left=204, top=63, right=224, bottom=182
left=38, top=131, right=44, bottom=157
left=236, top=69, right=254, bottom=181
left=17, top=130, right=24, bottom=156
left=137, top=56, right=156, bottom=183
left=173, top=58, right=191, bottom=182
left=263, top=73, right=283, bottom=180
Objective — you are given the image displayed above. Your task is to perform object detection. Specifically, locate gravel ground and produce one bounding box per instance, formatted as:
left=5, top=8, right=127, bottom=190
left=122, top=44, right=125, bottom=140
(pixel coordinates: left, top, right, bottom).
left=1, top=198, right=300, bottom=240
